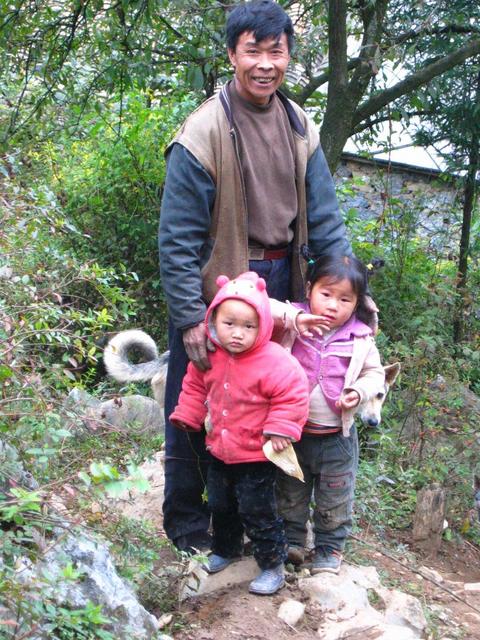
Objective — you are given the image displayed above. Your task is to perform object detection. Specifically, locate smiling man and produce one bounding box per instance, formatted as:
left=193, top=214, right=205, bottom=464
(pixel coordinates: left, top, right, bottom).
left=158, top=0, right=352, bottom=555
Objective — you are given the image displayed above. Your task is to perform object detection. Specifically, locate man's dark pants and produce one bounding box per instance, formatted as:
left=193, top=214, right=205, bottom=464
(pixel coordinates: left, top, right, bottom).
left=162, top=257, right=290, bottom=549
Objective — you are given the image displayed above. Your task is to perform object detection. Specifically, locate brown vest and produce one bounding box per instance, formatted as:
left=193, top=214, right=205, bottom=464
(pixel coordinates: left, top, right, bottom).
left=168, top=84, right=319, bottom=303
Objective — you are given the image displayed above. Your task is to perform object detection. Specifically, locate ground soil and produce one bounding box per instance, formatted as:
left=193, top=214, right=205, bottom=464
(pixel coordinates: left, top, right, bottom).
left=155, top=529, right=480, bottom=640
left=111, top=451, right=480, bottom=638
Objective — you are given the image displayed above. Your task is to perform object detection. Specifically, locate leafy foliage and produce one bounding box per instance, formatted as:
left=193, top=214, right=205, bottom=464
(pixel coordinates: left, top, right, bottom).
left=1, top=1, right=480, bottom=634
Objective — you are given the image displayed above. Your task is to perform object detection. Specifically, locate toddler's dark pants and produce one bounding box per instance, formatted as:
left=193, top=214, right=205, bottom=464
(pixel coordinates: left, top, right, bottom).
left=208, top=456, right=288, bottom=570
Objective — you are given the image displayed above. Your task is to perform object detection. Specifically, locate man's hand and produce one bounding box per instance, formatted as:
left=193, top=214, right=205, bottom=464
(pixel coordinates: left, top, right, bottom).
left=336, top=390, right=360, bottom=410
left=269, top=435, right=292, bottom=452
left=183, top=322, right=211, bottom=371
left=364, top=295, right=379, bottom=335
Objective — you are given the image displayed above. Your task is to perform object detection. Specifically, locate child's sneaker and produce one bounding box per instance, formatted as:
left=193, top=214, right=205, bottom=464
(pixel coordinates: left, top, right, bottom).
left=249, top=564, right=285, bottom=595
left=287, top=545, right=305, bottom=566
left=311, top=548, right=342, bottom=574
left=205, top=553, right=236, bottom=574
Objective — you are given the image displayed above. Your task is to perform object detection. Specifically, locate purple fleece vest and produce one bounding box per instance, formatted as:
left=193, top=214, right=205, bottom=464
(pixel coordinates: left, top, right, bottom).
left=291, top=304, right=371, bottom=415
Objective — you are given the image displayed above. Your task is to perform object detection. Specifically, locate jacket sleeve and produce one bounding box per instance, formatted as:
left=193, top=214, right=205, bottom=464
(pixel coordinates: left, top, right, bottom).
left=159, top=143, right=216, bottom=331
left=270, top=299, right=302, bottom=331
left=262, top=355, right=309, bottom=442
left=306, top=145, right=352, bottom=258
left=344, top=339, right=385, bottom=403
left=169, top=361, right=208, bottom=430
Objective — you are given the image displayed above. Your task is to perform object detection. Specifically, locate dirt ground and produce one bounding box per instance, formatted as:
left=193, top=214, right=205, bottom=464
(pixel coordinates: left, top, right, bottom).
left=156, top=530, right=480, bottom=640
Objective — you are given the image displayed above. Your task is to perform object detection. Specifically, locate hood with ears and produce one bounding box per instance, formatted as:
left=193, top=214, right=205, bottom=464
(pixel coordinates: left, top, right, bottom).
left=205, top=271, right=274, bottom=353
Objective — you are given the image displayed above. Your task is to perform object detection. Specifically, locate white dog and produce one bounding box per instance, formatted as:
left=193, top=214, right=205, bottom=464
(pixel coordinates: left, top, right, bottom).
left=104, top=330, right=400, bottom=429
left=358, top=362, right=401, bottom=427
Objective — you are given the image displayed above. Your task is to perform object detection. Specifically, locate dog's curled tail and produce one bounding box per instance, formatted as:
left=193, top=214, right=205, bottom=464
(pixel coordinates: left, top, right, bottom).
left=104, top=329, right=168, bottom=382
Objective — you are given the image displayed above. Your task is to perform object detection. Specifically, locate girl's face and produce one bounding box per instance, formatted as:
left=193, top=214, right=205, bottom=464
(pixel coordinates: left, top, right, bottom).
left=306, top=276, right=358, bottom=330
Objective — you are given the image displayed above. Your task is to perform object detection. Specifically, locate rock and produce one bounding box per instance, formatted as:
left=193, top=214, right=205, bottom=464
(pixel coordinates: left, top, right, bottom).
left=418, top=566, right=444, bottom=583
left=300, top=564, right=425, bottom=639
left=63, top=388, right=164, bottom=436
left=16, top=533, right=158, bottom=639
left=179, top=557, right=258, bottom=600
left=343, top=563, right=382, bottom=589
left=111, top=451, right=165, bottom=532
left=277, top=599, right=305, bottom=626
left=64, top=387, right=102, bottom=410
left=97, top=395, right=164, bottom=434
left=158, top=613, right=173, bottom=628
left=376, top=587, right=427, bottom=633
left=320, top=611, right=420, bottom=640
left=0, top=439, right=39, bottom=495
left=0, top=265, right=13, bottom=279
left=298, top=566, right=372, bottom=621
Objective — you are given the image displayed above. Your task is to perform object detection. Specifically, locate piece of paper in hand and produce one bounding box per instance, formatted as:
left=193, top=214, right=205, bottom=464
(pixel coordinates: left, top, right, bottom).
left=263, top=440, right=304, bottom=482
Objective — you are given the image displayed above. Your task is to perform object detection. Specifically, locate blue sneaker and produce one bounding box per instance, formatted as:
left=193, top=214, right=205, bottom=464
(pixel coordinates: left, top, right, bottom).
left=205, top=554, right=236, bottom=574
left=311, top=548, right=342, bottom=574
left=249, top=564, right=285, bottom=595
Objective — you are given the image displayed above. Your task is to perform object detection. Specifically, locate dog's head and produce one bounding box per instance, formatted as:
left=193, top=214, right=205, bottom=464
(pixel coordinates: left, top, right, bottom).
left=358, top=362, right=401, bottom=428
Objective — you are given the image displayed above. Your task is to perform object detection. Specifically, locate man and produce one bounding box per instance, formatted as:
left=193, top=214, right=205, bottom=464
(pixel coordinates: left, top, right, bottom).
left=159, top=0, right=351, bottom=553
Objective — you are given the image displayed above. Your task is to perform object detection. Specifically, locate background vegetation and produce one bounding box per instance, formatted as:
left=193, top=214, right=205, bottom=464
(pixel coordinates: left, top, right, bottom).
left=1, top=0, right=479, bottom=637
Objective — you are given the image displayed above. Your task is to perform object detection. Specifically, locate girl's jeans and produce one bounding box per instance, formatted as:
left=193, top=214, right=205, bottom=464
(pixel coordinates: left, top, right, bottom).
left=276, top=427, right=359, bottom=552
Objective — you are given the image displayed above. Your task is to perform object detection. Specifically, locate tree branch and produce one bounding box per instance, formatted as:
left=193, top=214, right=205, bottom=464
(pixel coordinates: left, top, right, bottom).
left=387, top=23, right=480, bottom=48
left=348, top=0, right=389, bottom=104
left=353, top=39, right=480, bottom=126
left=352, top=109, right=435, bottom=134
left=293, top=57, right=361, bottom=104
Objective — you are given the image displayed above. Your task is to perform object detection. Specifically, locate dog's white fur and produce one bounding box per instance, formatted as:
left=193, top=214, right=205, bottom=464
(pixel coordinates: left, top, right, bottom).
left=104, top=330, right=400, bottom=427
left=358, top=362, right=401, bottom=427
left=104, top=329, right=169, bottom=406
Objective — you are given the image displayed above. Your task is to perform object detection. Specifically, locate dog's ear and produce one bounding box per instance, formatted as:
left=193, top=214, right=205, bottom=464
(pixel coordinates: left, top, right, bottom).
left=384, top=362, right=401, bottom=386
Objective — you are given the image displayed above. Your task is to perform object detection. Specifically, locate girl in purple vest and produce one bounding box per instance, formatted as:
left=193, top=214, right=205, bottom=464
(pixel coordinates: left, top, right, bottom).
left=272, top=252, right=384, bottom=574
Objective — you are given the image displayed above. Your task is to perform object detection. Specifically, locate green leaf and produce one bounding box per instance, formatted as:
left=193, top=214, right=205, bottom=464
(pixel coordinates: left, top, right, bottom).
left=0, top=365, right=13, bottom=381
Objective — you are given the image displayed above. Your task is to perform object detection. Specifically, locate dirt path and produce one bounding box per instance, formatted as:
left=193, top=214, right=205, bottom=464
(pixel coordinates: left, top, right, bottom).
left=161, top=533, right=480, bottom=639
left=114, top=452, right=480, bottom=639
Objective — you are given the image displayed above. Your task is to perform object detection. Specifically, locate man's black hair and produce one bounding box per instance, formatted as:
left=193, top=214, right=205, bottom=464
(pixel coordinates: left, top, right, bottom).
left=226, top=1, right=294, bottom=52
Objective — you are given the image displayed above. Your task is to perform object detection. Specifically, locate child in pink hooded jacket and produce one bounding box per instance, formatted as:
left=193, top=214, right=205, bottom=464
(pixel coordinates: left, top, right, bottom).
left=170, top=271, right=309, bottom=596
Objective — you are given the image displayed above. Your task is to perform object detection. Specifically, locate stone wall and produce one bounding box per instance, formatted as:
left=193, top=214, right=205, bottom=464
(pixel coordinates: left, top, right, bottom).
left=334, top=153, right=464, bottom=253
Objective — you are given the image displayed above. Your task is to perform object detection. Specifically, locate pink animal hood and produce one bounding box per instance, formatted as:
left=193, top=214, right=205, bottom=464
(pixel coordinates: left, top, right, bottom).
left=205, top=271, right=274, bottom=353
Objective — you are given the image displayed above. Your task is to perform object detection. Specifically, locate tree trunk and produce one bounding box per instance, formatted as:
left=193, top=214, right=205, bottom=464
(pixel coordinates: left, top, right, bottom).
left=412, top=484, right=446, bottom=557
left=453, top=71, right=480, bottom=343
left=320, top=0, right=352, bottom=173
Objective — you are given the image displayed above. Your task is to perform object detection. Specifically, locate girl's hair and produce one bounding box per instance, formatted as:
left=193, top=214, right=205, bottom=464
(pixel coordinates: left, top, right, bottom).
left=306, top=253, right=372, bottom=325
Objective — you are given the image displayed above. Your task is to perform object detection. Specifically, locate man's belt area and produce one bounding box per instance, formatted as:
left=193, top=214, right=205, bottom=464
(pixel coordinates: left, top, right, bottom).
left=248, top=246, right=289, bottom=260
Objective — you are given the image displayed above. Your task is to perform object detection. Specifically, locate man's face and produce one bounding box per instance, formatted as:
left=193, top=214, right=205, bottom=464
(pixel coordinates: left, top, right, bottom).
left=227, top=31, right=290, bottom=106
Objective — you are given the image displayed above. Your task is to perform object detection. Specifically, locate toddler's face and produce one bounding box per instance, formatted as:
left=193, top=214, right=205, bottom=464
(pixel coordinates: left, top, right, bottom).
left=307, top=276, right=357, bottom=330
left=213, top=299, right=259, bottom=353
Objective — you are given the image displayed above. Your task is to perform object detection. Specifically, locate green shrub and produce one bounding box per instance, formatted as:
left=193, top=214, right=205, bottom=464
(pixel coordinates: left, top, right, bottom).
left=40, top=90, right=198, bottom=341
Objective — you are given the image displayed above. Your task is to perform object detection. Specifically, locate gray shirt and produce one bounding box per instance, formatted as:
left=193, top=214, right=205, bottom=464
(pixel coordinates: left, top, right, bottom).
left=230, top=82, right=297, bottom=248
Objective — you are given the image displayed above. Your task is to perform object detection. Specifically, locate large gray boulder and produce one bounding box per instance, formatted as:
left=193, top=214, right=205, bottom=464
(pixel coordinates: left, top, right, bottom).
left=16, top=533, right=159, bottom=639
